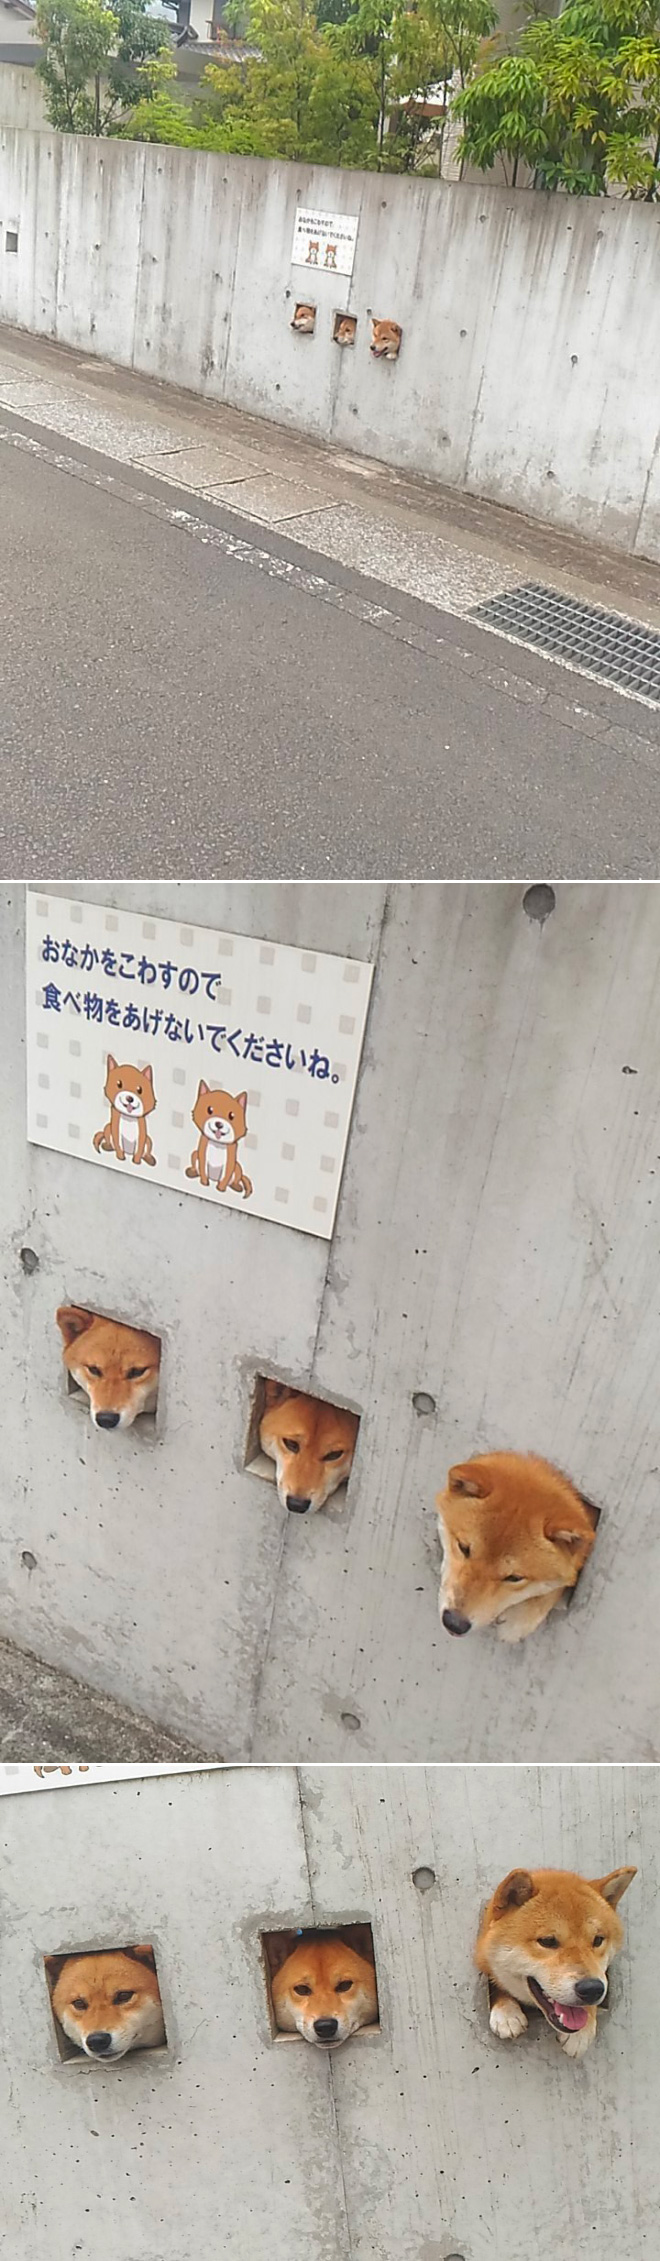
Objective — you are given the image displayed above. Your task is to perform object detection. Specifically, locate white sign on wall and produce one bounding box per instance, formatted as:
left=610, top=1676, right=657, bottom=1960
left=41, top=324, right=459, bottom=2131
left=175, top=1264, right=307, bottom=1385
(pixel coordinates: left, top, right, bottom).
left=291, top=207, right=359, bottom=278
left=0, top=1766, right=221, bottom=1796
left=26, top=894, right=373, bottom=1240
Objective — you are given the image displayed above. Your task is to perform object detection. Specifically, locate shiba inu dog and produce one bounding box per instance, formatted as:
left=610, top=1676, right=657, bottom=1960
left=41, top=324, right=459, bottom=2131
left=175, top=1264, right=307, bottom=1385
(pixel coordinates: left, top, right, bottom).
left=56, top=1306, right=161, bottom=1429
left=47, top=1947, right=165, bottom=2059
left=292, top=303, right=316, bottom=333
left=436, top=1452, right=598, bottom=1642
left=259, top=1379, right=358, bottom=1514
left=272, top=1935, right=378, bottom=2046
left=476, top=1865, right=636, bottom=2058
left=186, top=1081, right=253, bottom=1197
left=93, top=1058, right=157, bottom=1167
left=370, top=319, right=402, bottom=359
left=334, top=317, right=356, bottom=347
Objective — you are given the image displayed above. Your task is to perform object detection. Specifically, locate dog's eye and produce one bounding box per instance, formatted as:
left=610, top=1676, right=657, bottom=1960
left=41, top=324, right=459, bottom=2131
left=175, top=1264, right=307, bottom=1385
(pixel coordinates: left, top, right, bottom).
left=126, top=1366, right=149, bottom=1380
left=457, top=1541, right=471, bottom=1559
left=537, top=1936, right=560, bottom=1949
left=322, top=1450, right=344, bottom=1462
left=85, top=1365, right=102, bottom=1378
left=117, top=1080, right=123, bottom=1090
left=335, top=1980, right=353, bottom=1992
left=503, top=1574, right=524, bottom=1583
left=112, top=1990, right=135, bottom=2004
left=71, top=1997, right=88, bottom=2011
left=593, top=1934, right=605, bottom=1948
left=293, top=1983, right=312, bottom=1996
left=283, top=1439, right=301, bottom=1453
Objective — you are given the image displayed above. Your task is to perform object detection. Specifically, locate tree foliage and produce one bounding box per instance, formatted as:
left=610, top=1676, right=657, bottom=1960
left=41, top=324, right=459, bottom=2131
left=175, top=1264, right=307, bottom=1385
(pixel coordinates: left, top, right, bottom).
left=35, top=0, right=163, bottom=132
left=453, top=0, right=660, bottom=194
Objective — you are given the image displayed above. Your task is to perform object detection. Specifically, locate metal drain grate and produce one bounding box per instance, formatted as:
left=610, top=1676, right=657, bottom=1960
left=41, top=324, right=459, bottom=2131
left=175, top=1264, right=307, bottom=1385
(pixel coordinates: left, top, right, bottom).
left=471, top=582, right=660, bottom=703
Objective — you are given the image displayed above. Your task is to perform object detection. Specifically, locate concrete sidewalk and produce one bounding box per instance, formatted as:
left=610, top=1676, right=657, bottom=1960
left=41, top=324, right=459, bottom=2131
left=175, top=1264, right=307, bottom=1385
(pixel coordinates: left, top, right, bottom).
left=2, top=321, right=660, bottom=644
left=0, top=1632, right=211, bottom=1761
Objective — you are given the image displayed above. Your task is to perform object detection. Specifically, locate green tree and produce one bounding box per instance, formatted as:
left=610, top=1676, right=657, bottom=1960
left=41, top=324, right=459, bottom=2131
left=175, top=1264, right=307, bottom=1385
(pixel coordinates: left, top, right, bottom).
left=36, top=0, right=164, bottom=133
left=453, top=0, right=660, bottom=194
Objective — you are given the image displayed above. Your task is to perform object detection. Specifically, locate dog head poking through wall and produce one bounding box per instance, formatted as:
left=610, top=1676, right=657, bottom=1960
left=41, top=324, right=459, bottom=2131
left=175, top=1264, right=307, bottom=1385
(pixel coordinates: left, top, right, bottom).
left=476, top=1865, right=636, bottom=2059
left=47, top=1946, right=166, bottom=2060
left=56, top=1307, right=161, bottom=1430
left=259, top=1380, right=358, bottom=1514
left=436, top=1452, right=598, bottom=1642
left=271, top=1933, right=378, bottom=2046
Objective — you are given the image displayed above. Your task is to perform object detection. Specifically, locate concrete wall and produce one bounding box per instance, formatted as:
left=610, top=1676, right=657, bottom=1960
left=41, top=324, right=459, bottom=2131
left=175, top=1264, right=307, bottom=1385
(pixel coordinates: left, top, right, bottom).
left=1, top=1762, right=657, bottom=2261
left=3, top=881, right=660, bottom=1762
left=0, top=59, right=45, bottom=127
left=0, top=128, right=659, bottom=558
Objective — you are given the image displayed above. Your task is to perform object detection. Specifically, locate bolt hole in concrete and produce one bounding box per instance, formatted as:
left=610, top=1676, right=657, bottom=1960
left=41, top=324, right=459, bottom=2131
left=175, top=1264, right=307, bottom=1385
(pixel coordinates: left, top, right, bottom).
left=245, top=1372, right=360, bottom=1516
left=44, top=1944, right=167, bottom=2064
left=370, top=319, right=403, bottom=360
left=55, top=1305, right=161, bottom=1432
left=412, top=1866, right=437, bottom=1892
left=19, top=1246, right=40, bottom=1274
left=333, top=313, right=357, bottom=347
left=522, top=882, right=556, bottom=923
left=341, top=1710, right=361, bottom=1730
left=291, top=302, right=316, bottom=335
left=412, top=1391, right=436, bottom=1417
left=21, top=1550, right=38, bottom=1572
left=261, top=1923, right=379, bottom=2046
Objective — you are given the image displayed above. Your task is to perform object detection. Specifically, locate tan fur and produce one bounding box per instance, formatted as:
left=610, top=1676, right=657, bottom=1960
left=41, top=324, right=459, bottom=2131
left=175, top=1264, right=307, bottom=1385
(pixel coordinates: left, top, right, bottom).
left=292, top=304, right=316, bottom=333
left=370, top=319, right=402, bottom=359
left=436, top=1451, right=598, bottom=1642
left=334, top=317, right=356, bottom=346
left=186, top=1080, right=252, bottom=1198
left=260, top=1381, right=358, bottom=1514
left=476, top=1865, right=636, bottom=2058
left=56, top=1306, right=160, bottom=1429
left=93, top=1057, right=157, bottom=1167
left=48, top=1948, right=165, bottom=2060
left=272, top=1936, right=378, bottom=2046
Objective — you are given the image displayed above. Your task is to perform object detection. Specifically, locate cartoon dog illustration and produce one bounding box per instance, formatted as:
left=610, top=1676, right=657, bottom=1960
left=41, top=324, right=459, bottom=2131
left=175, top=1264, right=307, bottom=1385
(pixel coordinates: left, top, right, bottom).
left=186, top=1081, right=252, bottom=1197
left=56, top=1306, right=161, bottom=1429
left=436, top=1452, right=598, bottom=1642
left=306, top=240, right=320, bottom=266
left=476, top=1865, right=636, bottom=2059
left=47, top=1947, right=165, bottom=2060
left=292, top=303, right=316, bottom=333
left=259, top=1379, right=358, bottom=1513
left=370, top=319, right=402, bottom=360
left=323, top=243, right=338, bottom=269
left=272, top=1934, right=378, bottom=2047
left=93, top=1058, right=157, bottom=1167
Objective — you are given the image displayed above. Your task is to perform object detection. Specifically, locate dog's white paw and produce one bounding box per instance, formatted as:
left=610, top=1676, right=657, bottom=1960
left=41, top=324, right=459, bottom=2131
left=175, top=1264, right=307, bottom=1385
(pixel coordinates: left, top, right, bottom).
left=557, top=2022, right=595, bottom=2060
left=490, top=1997, right=528, bottom=2040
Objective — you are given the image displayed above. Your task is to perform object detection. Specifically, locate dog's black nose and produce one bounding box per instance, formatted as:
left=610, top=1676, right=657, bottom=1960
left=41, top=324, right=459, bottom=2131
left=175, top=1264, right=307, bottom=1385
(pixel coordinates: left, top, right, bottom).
left=86, top=2031, right=113, bottom=2053
left=574, top=1978, right=606, bottom=2004
left=442, top=1608, right=472, bottom=1635
left=286, top=1495, right=312, bottom=1513
left=95, top=1411, right=121, bottom=1430
left=313, top=2018, right=339, bottom=2040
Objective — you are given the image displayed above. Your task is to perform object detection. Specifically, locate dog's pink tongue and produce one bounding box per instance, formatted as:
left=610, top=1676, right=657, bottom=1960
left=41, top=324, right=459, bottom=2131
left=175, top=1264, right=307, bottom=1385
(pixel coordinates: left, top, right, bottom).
left=553, top=2001, right=589, bottom=2030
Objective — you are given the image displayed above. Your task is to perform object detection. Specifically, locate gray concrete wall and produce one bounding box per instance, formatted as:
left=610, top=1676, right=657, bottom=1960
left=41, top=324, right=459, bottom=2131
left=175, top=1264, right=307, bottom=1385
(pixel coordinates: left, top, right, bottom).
left=1, top=1762, right=657, bottom=2261
left=0, top=128, right=659, bottom=557
left=3, top=882, right=660, bottom=1762
left=0, top=60, right=45, bottom=127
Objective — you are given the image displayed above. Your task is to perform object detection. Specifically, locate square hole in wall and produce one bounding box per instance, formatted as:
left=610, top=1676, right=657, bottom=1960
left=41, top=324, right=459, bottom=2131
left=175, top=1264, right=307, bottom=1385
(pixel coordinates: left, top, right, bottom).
left=333, top=313, right=357, bottom=347
left=55, top=1304, right=161, bottom=1433
left=44, top=1944, right=167, bottom=2064
left=291, top=302, right=316, bottom=335
left=5, top=229, right=19, bottom=254
left=261, top=1923, right=379, bottom=2045
left=245, top=1373, right=360, bottom=1514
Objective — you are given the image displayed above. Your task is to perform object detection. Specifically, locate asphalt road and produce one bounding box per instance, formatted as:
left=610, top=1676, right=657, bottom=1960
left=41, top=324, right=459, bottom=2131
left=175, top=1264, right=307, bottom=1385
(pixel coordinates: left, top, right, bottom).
left=3, top=410, right=660, bottom=877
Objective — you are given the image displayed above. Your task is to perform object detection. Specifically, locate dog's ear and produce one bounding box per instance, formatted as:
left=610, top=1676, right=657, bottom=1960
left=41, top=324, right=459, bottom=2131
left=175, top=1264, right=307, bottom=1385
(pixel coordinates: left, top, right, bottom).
left=44, top=1953, right=70, bottom=1988
left=197, top=1080, right=209, bottom=1099
left=127, top=1944, right=158, bottom=1970
left=236, top=1091, right=248, bottom=1112
left=447, top=1463, right=489, bottom=1499
left=491, top=1870, right=537, bottom=1917
left=544, top=1520, right=589, bottom=1550
left=263, top=1378, right=293, bottom=1410
left=56, top=1305, right=95, bottom=1347
left=590, top=1867, right=637, bottom=1908
left=106, top=1054, right=117, bottom=1072
left=143, top=1065, right=153, bottom=1084
left=264, top=1932, right=301, bottom=1976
